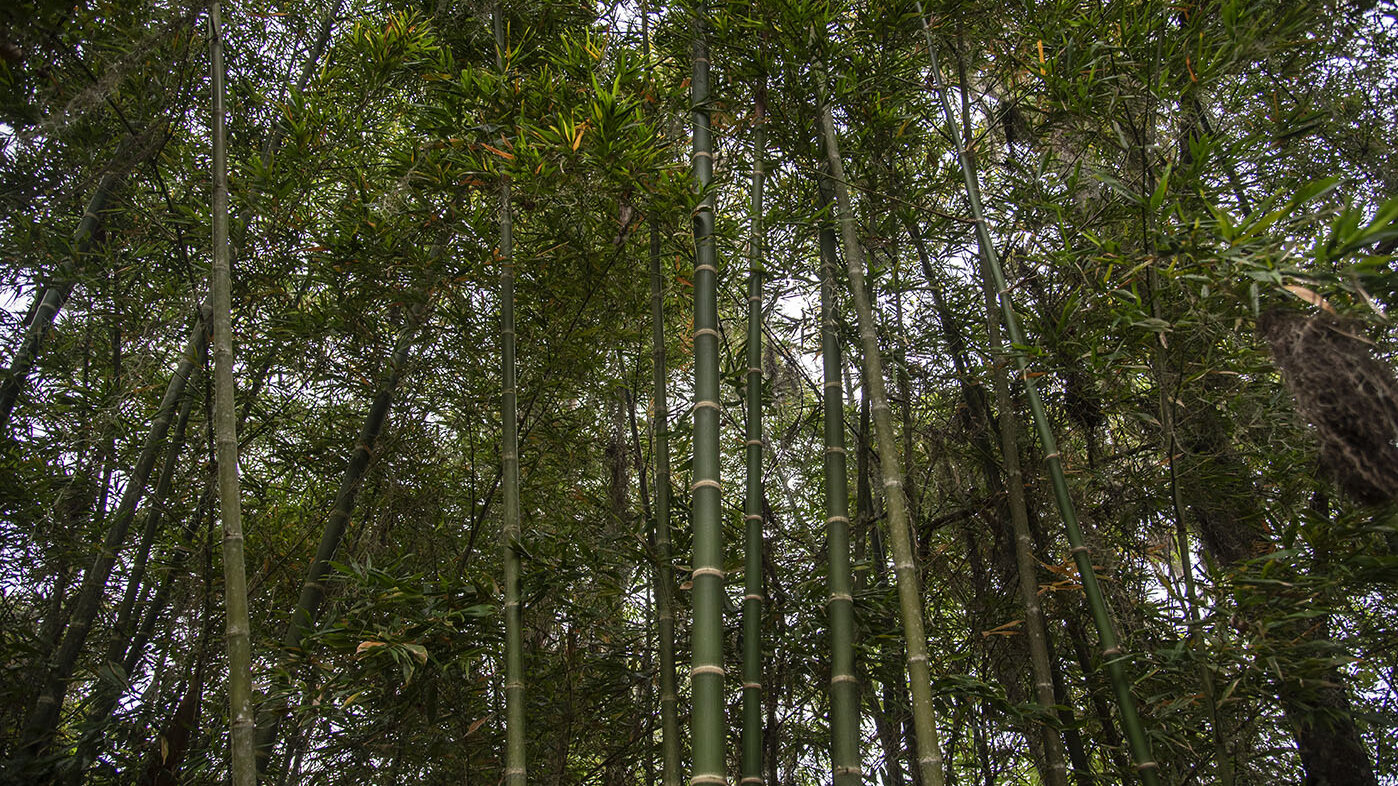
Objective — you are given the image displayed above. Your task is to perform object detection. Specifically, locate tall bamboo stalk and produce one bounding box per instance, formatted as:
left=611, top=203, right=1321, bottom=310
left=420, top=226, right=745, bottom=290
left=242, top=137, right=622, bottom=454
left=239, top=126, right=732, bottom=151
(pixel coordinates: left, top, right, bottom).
left=817, top=92, right=946, bottom=786
left=640, top=5, right=680, bottom=777
left=914, top=7, right=1160, bottom=782
left=817, top=179, right=861, bottom=786
left=689, top=8, right=726, bottom=785
left=651, top=224, right=682, bottom=786
left=495, top=6, right=526, bottom=785
left=740, top=79, right=767, bottom=786
left=210, top=3, right=255, bottom=782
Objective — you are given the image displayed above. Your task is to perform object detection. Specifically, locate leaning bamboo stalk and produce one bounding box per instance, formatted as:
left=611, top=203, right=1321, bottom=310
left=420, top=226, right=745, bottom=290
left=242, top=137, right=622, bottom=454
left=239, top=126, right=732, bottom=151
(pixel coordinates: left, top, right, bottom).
left=979, top=257, right=1070, bottom=786
left=914, top=6, right=1160, bottom=782
left=0, top=170, right=123, bottom=430
left=13, top=309, right=206, bottom=771
left=817, top=91, right=946, bottom=786
left=253, top=305, right=427, bottom=768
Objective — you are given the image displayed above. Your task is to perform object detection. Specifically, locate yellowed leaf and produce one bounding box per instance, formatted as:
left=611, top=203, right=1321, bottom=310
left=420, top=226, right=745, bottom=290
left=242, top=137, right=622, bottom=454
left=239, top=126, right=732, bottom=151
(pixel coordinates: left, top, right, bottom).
left=356, top=640, right=388, bottom=655
left=1283, top=284, right=1336, bottom=314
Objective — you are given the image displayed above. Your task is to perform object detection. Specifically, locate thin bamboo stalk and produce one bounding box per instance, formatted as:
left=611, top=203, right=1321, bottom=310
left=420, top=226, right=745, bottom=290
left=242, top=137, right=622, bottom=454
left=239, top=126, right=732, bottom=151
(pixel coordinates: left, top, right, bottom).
left=741, top=79, right=767, bottom=786
left=651, top=222, right=682, bottom=786
left=495, top=7, right=526, bottom=785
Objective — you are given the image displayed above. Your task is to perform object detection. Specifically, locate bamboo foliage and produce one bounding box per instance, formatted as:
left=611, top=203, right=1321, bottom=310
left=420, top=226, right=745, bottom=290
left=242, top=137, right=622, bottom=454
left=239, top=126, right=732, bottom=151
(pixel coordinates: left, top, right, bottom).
left=0, top=0, right=1393, bottom=782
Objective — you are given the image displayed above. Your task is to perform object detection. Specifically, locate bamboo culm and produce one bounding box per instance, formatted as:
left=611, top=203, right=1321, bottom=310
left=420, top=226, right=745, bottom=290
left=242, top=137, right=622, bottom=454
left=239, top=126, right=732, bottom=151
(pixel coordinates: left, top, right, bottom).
left=495, top=6, right=527, bottom=785
left=914, top=6, right=1160, bottom=782
left=253, top=304, right=426, bottom=769
left=818, top=89, right=946, bottom=786
left=65, top=357, right=202, bottom=783
left=0, top=171, right=124, bottom=430
left=817, top=179, right=861, bottom=786
left=210, top=4, right=257, bottom=782
left=650, top=222, right=682, bottom=786
left=741, top=78, right=768, bottom=786
left=689, top=8, right=727, bottom=785
left=11, top=309, right=207, bottom=776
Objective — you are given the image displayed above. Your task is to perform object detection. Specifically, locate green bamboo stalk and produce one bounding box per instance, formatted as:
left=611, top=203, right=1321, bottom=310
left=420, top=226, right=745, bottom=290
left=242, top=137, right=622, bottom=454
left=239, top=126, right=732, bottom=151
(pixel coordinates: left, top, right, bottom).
left=495, top=7, right=526, bottom=785
left=689, top=8, right=726, bottom=786
left=978, top=254, right=1070, bottom=786
left=65, top=359, right=202, bottom=782
left=651, top=224, right=682, bottom=786
left=914, top=7, right=1160, bottom=782
left=816, top=179, right=861, bottom=786
left=0, top=169, right=123, bottom=431
left=12, top=310, right=206, bottom=773
left=740, top=79, right=767, bottom=786
left=210, top=3, right=255, bottom=782
left=817, top=100, right=945, bottom=786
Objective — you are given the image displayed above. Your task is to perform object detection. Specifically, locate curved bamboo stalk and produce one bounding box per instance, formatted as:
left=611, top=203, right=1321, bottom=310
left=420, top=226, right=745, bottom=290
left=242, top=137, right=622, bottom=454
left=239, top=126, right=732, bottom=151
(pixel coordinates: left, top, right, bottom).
left=914, top=6, right=1160, bottom=782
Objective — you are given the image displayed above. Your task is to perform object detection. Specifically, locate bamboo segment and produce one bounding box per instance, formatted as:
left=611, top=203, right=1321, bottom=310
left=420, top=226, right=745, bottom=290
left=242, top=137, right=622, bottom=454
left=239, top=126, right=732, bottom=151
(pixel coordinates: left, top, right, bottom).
left=689, top=9, right=726, bottom=786
left=914, top=6, right=1160, bottom=783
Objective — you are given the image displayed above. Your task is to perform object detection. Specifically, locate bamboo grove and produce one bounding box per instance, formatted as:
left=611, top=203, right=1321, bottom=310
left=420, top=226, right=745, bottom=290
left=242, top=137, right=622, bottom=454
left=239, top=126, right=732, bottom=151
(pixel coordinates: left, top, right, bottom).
left=1, top=0, right=1397, bottom=783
